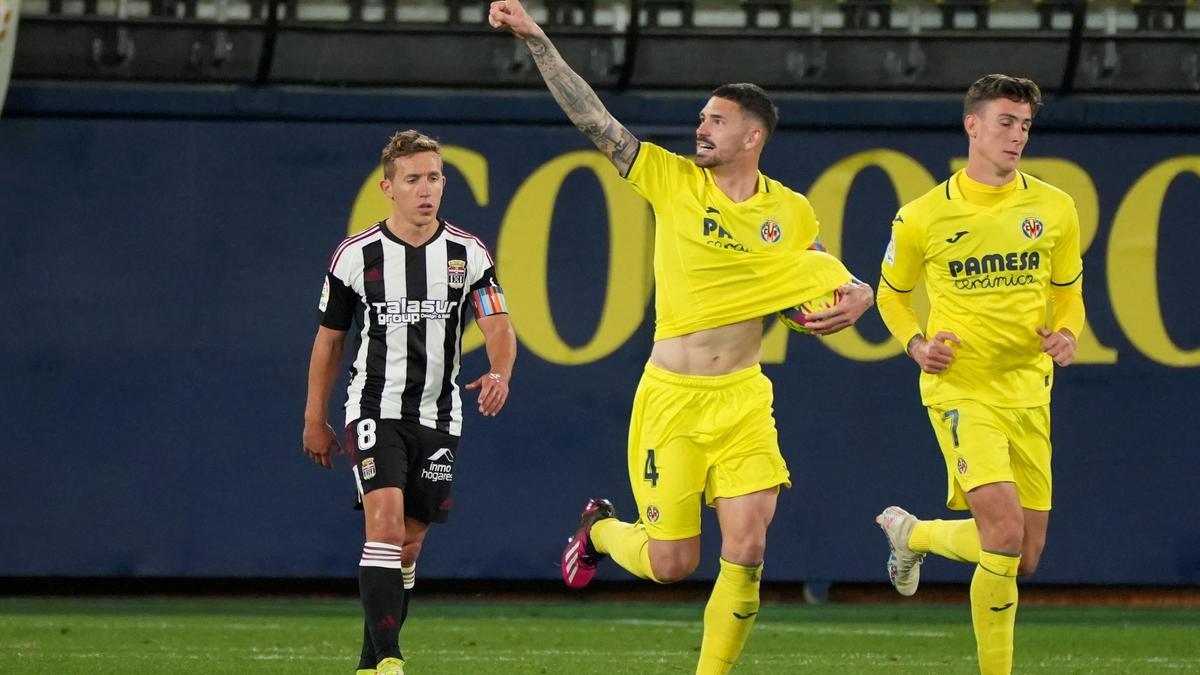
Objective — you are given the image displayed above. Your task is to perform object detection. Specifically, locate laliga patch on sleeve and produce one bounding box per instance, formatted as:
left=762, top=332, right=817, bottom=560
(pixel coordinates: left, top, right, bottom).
left=319, top=276, right=330, bottom=312
left=884, top=233, right=896, bottom=267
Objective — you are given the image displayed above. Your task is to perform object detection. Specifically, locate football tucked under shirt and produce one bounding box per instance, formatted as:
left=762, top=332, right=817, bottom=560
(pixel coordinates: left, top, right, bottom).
left=879, top=169, right=1084, bottom=408
left=624, top=142, right=852, bottom=340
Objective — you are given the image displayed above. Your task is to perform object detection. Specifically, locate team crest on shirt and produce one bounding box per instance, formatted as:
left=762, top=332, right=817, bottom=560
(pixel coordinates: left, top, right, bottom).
left=760, top=219, right=782, bottom=244
left=645, top=504, right=661, bottom=524
left=361, top=457, right=377, bottom=480
left=319, top=276, right=330, bottom=312
left=956, top=456, right=968, bottom=476
left=447, top=259, right=467, bottom=289
left=1020, top=217, right=1044, bottom=239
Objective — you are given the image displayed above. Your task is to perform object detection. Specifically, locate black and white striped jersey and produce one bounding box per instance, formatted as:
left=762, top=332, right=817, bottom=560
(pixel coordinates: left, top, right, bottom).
left=318, top=218, right=508, bottom=437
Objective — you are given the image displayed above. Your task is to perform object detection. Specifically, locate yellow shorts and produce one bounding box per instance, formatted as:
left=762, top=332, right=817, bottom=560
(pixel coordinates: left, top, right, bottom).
left=927, top=400, right=1052, bottom=512
left=627, top=362, right=791, bottom=541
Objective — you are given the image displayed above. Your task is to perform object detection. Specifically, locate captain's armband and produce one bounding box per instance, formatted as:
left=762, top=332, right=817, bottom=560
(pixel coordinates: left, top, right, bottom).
left=471, top=286, right=509, bottom=319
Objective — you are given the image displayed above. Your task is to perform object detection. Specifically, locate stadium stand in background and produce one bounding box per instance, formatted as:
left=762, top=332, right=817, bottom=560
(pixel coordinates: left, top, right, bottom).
left=10, top=0, right=1199, bottom=92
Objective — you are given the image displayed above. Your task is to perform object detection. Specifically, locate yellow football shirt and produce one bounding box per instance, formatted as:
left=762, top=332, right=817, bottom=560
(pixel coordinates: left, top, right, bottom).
left=880, top=169, right=1083, bottom=407
left=625, top=142, right=852, bottom=340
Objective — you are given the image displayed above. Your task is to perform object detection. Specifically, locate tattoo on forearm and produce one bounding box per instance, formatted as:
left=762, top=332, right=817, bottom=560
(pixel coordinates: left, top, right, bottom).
left=526, top=36, right=638, bottom=172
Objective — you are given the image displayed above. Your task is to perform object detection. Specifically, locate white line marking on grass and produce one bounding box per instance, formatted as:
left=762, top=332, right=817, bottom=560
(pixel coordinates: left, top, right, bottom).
left=1031, top=655, right=1200, bottom=667
left=611, top=618, right=950, bottom=638
left=30, top=650, right=349, bottom=662
left=16, top=620, right=191, bottom=630
left=8, top=619, right=285, bottom=631
left=416, top=648, right=694, bottom=658
left=247, top=654, right=349, bottom=661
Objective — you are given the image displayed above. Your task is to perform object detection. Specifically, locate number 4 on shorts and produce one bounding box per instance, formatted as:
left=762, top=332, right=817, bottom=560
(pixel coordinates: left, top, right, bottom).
left=643, top=448, right=659, bottom=487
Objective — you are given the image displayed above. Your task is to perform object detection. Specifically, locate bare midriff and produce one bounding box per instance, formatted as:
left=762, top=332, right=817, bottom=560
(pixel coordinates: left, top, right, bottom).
left=648, top=317, right=763, bottom=377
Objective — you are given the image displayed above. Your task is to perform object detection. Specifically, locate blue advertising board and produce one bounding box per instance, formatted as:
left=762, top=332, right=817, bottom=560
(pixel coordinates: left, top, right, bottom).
left=1, top=86, right=1197, bottom=584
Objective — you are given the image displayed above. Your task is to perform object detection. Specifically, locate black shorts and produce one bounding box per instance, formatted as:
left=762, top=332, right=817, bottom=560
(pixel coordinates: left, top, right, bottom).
left=346, top=417, right=459, bottom=524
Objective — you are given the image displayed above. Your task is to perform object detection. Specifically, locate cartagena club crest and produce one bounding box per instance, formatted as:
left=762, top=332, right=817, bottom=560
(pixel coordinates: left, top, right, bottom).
left=1021, top=217, right=1044, bottom=239
left=760, top=219, right=782, bottom=244
left=447, top=259, right=467, bottom=289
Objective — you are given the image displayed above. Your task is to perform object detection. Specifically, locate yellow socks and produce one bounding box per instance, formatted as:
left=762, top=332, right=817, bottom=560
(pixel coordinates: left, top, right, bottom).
left=591, top=525, right=764, bottom=673
left=909, top=522, right=1013, bottom=672
left=589, top=519, right=660, bottom=582
left=909, top=518, right=981, bottom=564
left=971, top=550, right=1020, bottom=675
left=696, top=559, right=762, bottom=675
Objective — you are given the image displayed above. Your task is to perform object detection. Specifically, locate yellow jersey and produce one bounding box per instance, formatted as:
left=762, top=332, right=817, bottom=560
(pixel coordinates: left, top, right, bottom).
left=625, top=142, right=852, bottom=340
left=880, top=169, right=1083, bottom=407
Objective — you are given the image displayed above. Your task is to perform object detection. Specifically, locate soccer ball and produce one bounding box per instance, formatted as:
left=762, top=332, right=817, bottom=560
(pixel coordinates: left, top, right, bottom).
left=778, top=288, right=843, bottom=334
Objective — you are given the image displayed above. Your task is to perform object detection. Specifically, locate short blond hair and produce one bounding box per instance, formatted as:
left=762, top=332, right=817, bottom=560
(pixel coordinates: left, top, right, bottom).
left=381, top=130, right=441, bottom=179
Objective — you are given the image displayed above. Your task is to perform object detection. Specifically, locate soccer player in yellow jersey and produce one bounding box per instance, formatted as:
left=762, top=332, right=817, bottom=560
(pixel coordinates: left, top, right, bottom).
left=490, top=1, right=874, bottom=672
left=874, top=74, right=1085, bottom=675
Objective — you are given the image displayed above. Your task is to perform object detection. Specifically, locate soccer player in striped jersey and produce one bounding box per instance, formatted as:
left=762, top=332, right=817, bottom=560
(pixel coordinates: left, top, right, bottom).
left=302, top=130, right=516, bottom=675
left=874, top=75, right=1085, bottom=675
left=491, top=3, right=874, bottom=673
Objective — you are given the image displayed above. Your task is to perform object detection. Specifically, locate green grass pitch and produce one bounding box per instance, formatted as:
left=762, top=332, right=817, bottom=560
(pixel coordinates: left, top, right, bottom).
left=2, top=597, right=1198, bottom=674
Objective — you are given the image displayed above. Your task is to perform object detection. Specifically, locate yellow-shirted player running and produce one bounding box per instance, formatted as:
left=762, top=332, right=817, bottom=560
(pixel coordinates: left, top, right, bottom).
left=490, top=2, right=875, bottom=673
left=874, top=74, right=1085, bottom=675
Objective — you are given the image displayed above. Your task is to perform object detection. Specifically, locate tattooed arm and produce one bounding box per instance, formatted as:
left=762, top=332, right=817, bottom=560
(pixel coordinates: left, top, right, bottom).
left=489, top=0, right=639, bottom=175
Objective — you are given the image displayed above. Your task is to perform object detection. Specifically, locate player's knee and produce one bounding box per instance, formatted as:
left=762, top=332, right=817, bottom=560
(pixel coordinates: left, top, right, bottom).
left=720, top=541, right=766, bottom=567
left=719, top=526, right=767, bottom=567
left=649, top=550, right=700, bottom=583
left=990, top=532, right=1023, bottom=555
left=365, top=515, right=406, bottom=546
left=978, top=514, right=1024, bottom=553
left=650, top=559, right=697, bottom=583
left=998, top=528, right=1023, bottom=553
left=400, top=541, right=422, bottom=566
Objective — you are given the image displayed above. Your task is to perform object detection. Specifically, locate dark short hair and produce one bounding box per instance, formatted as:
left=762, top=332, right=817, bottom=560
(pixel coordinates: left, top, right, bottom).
left=712, top=83, right=780, bottom=140
left=381, top=129, right=441, bottom=179
left=963, top=74, right=1043, bottom=119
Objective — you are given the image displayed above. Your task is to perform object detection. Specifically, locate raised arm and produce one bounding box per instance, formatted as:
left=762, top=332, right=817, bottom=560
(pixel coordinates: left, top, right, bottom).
left=489, top=0, right=639, bottom=174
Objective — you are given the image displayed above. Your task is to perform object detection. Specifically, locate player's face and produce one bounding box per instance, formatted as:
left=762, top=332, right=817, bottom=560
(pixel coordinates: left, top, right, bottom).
left=383, top=151, right=446, bottom=228
left=966, top=97, right=1033, bottom=177
left=694, top=97, right=758, bottom=168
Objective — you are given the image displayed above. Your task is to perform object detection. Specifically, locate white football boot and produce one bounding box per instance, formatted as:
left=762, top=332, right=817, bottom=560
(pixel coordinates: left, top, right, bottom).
left=876, top=506, right=924, bottom=596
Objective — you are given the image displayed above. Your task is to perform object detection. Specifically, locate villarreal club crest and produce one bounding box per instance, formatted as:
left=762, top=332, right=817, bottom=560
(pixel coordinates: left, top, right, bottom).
left=1021, top=216, right=1044, bottom=239
left=760, top=219, right=782, bottom=244
left=778, top=288, right=843, bottom=335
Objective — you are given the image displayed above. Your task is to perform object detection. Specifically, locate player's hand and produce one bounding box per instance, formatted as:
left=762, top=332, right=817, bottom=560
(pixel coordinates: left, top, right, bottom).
left=805, top=280, right=874, bottom=335
left=465, top=371, right=510, bottom=417
left=1038, top=326, right=1076, bottom=366
left=911, top=331, right=960, bottom=374
left=302, top=421, right=343, bottom=470
left=489, top=0, right=542, bottom=39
